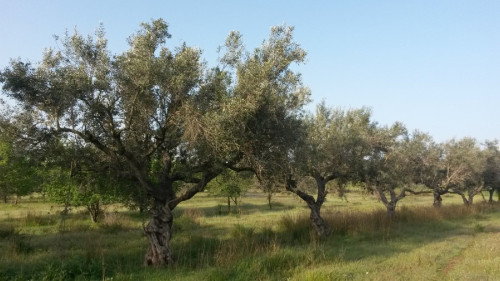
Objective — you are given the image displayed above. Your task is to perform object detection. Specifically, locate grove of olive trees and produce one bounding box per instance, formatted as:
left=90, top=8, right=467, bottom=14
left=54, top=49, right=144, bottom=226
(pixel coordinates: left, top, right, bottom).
left=0, top=19, right=498, bottom=268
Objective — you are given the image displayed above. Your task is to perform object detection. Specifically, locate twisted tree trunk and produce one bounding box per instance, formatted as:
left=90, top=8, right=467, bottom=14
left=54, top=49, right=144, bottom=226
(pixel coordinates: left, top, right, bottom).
left=308, top=202, right=328, bottom=237
left=286, top=175, right=329, bottom=237
left=377, top=186, right=407, bottom=219
left=433, top=191, right=443, bottom=207
left=144, top=198, right=174, bottom=266
left=142, top=171, right=217, bottom=266
left=385, top=201, right=397, bottom=219
left=460, top=194, right=473, bottom=206
left=453, top=187, right=479, bottom=207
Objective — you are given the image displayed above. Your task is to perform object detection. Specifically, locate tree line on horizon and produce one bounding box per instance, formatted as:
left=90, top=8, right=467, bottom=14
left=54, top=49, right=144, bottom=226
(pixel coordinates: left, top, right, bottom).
left=0, top=19, right=499, bottom=266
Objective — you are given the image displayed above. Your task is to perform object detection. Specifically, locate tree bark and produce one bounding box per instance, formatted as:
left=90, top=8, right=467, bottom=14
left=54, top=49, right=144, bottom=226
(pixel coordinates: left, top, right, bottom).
left=376, top=187, right=400, bottom=219
left=285, top=175, right=329, bottom=237
left=489, top=189, right=494, bottom=203
left=87, top=201, right=101, bottom=223
left=142, top=171, right=216, bottom=266
left=458, top=193, right=472, bottom=206
left=461, top=196, right=472, bottom=206
left=311, top=176, right=329, bottom=236
left=308, top=202, right=328, bottom=237
left=467, top=195, right=474, bottom=206
left=144, top=198, right=174, bottom=266
left=385, top=202, right=397, bottom=219
left=433, top=190, right=443, bottom=208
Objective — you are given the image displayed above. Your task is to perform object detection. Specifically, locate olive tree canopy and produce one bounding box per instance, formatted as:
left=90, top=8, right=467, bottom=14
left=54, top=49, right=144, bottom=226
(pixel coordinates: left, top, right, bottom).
left=0, top=19, right=309, bottom=266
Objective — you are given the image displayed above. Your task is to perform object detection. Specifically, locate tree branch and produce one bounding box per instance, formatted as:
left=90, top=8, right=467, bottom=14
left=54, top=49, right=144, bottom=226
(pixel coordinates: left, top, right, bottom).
left=286, top=175, right=317, bottom=205
left=405, top=188, right=432, bottom=195
left=168, top=171, right=217, bottom=209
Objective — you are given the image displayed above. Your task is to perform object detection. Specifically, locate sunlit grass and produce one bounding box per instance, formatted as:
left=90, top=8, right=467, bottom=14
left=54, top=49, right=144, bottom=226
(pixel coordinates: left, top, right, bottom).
left=0, top=190, right=498, bottom=280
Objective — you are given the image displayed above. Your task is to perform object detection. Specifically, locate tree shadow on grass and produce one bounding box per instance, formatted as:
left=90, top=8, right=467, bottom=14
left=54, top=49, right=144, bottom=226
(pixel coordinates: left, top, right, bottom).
left=2, top=204, right=498, bottom=281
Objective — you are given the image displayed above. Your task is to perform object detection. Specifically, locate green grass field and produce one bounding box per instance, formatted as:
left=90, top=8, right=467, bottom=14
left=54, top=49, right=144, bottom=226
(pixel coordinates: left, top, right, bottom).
left=1, top=190, right=499, bottom=280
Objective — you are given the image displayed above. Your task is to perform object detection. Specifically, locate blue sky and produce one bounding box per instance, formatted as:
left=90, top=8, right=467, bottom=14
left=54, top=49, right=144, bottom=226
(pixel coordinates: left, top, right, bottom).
left=1, top=0, right=499, bottom=142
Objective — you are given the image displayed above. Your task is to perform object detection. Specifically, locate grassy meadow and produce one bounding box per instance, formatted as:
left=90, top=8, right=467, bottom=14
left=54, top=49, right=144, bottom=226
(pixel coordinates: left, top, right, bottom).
left=1, top=190, right=499, bottom=281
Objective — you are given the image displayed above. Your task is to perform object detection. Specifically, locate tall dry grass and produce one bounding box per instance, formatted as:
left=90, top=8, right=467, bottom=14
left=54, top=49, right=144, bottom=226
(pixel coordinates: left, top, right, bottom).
left=279, top=203, right=499, bottom=238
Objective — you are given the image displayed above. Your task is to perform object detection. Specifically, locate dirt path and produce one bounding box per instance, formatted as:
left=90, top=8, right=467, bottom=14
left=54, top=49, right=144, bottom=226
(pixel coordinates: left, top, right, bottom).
left=440, top=239, right=474, bottom=276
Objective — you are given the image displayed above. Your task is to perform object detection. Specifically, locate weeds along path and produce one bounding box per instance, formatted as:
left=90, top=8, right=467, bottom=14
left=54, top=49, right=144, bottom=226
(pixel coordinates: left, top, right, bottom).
left=440, top=237, right=474, bottom=275
left=440, top=230, right=500, bottom=280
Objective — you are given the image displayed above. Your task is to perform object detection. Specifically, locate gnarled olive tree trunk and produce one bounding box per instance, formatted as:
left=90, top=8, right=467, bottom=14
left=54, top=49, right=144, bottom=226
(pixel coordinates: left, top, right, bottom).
left=488, top=189, right=495, bottom=203
left=432, top=188, right=450, bottom=208
left=307, top=201, right=328, bottom=237
left=286, top=175, right=329, bottom=237
left=384, top=201, right=397, bottom=219
left=452, top=187, right=481, bottom=207
left=144, top=198, right=174, bottom=266
left=461, top=195, right=474, bottom=206
left=142, top=172, right=217, bottom=266
left=376, top=187, right=406, bottom=219
left=433, top=191, right=443, bottom=207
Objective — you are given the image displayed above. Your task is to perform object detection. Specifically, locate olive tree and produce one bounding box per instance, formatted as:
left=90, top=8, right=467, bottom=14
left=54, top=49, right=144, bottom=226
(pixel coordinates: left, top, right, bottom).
left=260, top=180, right=282, bottom=209
left=0, top=140, right=38, bottom=203
left=207, top=169, right=252, bottom=213
left=441, top=138, right=485, bottom=206
left=363, top=126, right=435, bottom=218
left=408, top=135, right=447, bottom=207
left=41, top=139, right=126, bottom=223
left=421, top=138, right=486, bottom=207
left=0, top=20, right=309, bottom=266
left=483, top=140, right=500, bottom=203
left=285, top=104, right=377, bottom=236
left=414, top=137, right=488, bottom=207
left=0, top=120, right=39, bottom=203
left=194, top=26, right=309, bottom=211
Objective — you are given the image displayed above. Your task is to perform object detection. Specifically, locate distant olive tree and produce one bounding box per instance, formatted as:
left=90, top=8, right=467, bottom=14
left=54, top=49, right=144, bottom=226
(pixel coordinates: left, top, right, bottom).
left=363, top=126, right=436, bottom=218
left=483, top=140, right=500, bottom=203
left=442, top=138, right=485, bottom=206
left=0, top=120, right=39, bottom=203
left=207, top=170, right=252, bottom=213
left=410, top=137, right=487, bottom=207
left=260, top=180, right=281, bottom=209
left=286, top=104, right=377, bottom=236
left=41, top=140, right=124, bottom=223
